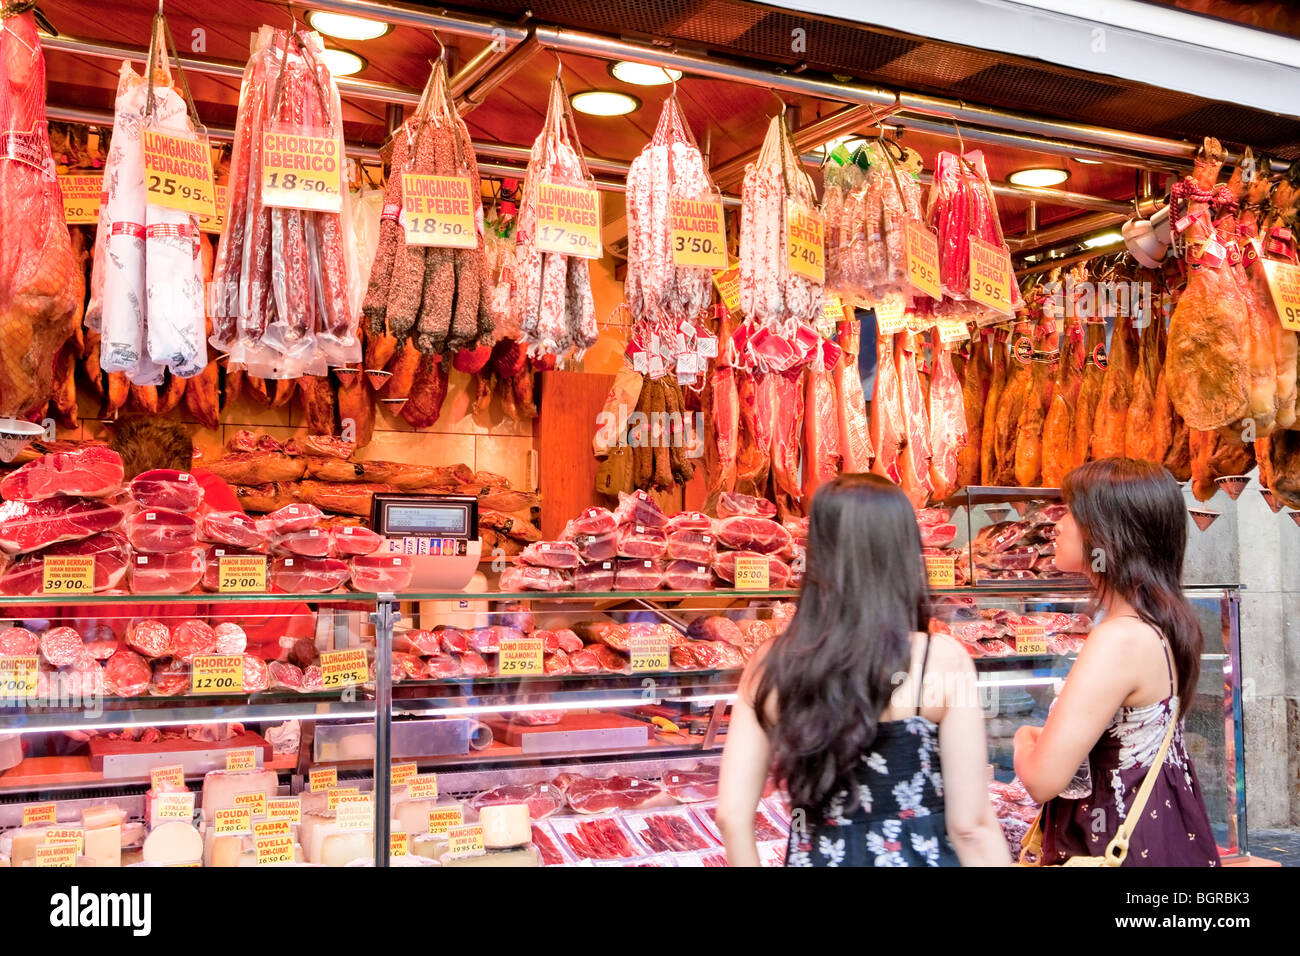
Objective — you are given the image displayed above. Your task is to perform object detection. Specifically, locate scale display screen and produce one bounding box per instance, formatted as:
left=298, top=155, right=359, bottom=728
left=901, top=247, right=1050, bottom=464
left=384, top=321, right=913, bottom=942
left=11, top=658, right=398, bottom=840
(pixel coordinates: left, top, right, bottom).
left=372, top=494, right=478, bottom=539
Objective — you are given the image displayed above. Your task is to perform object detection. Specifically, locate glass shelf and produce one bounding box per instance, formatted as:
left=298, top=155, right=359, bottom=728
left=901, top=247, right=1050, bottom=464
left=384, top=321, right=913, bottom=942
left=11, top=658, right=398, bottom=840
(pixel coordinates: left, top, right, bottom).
left=0, top=693, right=376, bottom=732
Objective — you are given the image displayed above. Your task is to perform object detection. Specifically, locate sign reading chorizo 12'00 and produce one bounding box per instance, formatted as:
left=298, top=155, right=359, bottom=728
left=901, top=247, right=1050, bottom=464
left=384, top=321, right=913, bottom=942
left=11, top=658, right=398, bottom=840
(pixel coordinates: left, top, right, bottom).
left=401, top=173, right=478, bottom=248
left=261, top=127, right=343, bottom=213
left=534, top=181, right=602, bottom=259
left=142, top=129, right=217, bottom=218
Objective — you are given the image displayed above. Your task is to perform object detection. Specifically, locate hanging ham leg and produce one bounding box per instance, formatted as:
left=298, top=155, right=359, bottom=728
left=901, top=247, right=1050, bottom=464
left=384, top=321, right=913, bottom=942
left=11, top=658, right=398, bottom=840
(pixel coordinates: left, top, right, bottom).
left=1042, top=315, right=1084, bottom=487
left=833, top=321, right=874, bottom=473
left=802, top=355, right=842, bottom=503
left=993, top=322, right=1034, bottom=485
left=1239, top=170, right=1297, bottom=430
left=979, top=328, right=1008, bottom=486
left=927, top=329, right=966, bottom=501
left=870, top=333, right=904, bottom=485
left=895, top=333, right=933, bottom=507
left=770, top=368, right=805, bottom=519
left=957, top=330, right=991, bottom=488
left=1124, top=315, right=1160, bottom=462
left=1091, top=312, right=1137, bottom=459
left=734, top=367, right=771, bottom=498
left=1071, top=321, right=1107, bottom=468
left=1014, top=318, right=1056, bottom=487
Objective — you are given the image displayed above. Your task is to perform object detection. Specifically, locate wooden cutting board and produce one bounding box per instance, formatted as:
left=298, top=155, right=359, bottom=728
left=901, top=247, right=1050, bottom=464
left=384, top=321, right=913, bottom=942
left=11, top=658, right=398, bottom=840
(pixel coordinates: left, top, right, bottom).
left=483, top=713, right=649, bottom=748
left=88, top=731, right=273, bottom=771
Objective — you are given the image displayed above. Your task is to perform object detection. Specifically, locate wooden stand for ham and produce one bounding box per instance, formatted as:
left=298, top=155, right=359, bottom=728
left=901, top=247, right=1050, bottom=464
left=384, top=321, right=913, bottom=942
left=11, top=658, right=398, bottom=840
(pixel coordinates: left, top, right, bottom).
left=483, top=713, right=649, bottom=752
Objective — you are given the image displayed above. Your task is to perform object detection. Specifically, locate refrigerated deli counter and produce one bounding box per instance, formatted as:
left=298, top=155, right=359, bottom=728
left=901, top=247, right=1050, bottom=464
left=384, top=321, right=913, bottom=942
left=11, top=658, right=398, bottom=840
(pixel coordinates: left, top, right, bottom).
left=0, top=578, right=1247, bottom=867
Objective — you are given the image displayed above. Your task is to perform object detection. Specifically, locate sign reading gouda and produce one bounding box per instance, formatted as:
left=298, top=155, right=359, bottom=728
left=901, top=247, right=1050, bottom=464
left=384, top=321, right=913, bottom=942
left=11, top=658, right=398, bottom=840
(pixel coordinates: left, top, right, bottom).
left=534, top=181, right=601, bottom=259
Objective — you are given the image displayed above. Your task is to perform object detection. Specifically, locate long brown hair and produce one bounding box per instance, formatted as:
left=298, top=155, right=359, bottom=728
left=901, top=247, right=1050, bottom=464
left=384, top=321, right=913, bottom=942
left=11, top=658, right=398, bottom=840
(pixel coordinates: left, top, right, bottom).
left=755, top=473, right=929, bottom=812
left=1061, top=458, right=1202, bottom=704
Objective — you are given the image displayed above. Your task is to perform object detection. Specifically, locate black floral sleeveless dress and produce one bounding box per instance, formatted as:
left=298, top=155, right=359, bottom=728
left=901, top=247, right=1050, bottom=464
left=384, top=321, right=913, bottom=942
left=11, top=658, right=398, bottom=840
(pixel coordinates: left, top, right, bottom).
left=785, top=638, right=960, bottom=867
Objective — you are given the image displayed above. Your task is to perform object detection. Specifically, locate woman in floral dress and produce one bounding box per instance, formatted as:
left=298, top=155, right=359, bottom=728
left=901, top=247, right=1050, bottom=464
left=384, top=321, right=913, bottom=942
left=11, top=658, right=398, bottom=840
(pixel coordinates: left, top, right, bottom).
left=717, top=474, right=1010, bottom=866
left=1014, top=459, right=1220, bottom=866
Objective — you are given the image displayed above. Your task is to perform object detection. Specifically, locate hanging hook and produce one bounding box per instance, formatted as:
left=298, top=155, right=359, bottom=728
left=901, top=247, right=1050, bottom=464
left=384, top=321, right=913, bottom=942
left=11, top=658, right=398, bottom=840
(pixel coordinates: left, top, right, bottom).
left=554, top=51, right=563, bottom=77
left=431, top=27, right=445, bottom=61
left=768, top=89, right=787, bottom=116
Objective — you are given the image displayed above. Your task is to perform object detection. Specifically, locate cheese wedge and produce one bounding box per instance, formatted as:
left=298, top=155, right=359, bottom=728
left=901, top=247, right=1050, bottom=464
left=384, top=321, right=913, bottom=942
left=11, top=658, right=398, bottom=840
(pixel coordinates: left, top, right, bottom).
left=142, top=822, right=203, bottom=865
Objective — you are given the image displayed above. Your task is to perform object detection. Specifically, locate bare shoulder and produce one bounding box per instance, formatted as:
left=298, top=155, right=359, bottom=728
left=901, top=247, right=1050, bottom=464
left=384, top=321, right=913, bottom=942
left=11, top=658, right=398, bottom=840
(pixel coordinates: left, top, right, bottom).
left=1083, top=615, right=1157, bottom=658
left=924, top=632, right=975, bottom=672
left=739, top=638, right=777, bottom=710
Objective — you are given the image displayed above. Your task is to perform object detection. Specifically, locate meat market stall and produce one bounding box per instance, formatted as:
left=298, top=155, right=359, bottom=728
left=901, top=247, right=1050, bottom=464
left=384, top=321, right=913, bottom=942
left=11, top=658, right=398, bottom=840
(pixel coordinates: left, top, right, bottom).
left=1, top=0, right=1295, bottom=866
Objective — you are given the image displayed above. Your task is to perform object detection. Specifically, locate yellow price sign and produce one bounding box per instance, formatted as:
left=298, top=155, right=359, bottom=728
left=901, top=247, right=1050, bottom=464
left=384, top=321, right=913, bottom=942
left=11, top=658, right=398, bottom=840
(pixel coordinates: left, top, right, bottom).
left=42, top=555, right=94, bottom=595
left=213, top=807, right=252, bottom=835
left=198, top=182, right=228, bottom=234
left=874, top=296, right=907, bottom=335
left=154, top=792, right=195, bottom=821
left=309, top=767, right=338, bottom=792
left=233, top=790, right=267, bottom=817
left=0, top=657, right=38, bottom=698
left=712, top=261, right=742, bottom=316
left=407, top=775, right=438, bottom=801
left=261, top=129, right=343, bottom=213
left=151, top=765, right=185, bottom=790
left=1014, top=624, right=1048, bottom=656
left=818, top=294, right=848, bottom=337
left=141, top=129, right=216, bottom=217
left=498, top=638, right=544, bottom=676
left=22, top=803, right=57, bottom=826
left=266, top=798, right=301, bottom=824
left=391, top=832, right=409, bottom=857
left=428, top=806, right=464, bottom=835
left=391, top=762, right=419, bottom=787
left=336, top=795, right=372, bottom=832
left=733, top=555, right=770, bottom=591
left=218, top=555, right=266, bottom=593
left=43, top=828, right=84, bottom=853
left=670, top=198, right=728, bottom=270
left=445, top=823, right=486, bottom=860
left=35, top=843, right=79, bottom=867
left=534, top=181, right=602, bottom=259
left=252, top=819, right=290, bottom=839
left=59, top=173, right=102, bottom=225
left=629, top=634, right=670, bottom=673
left=321, top=648, right=368, bottom=689
left=785, top=199, right=825, bottom=283
left=968, top=237, right=1015, bottom=316
left=1262, top=258, right=1300, bottom=332
left=905, top=221, right=943, bottom=301
left=254, top=834, right=295, bottom=865
left=326, top=787, right=360, bottom=810
left=191, top=656, right=244, bottom=695
left=925, top=553, right=956, bottom=588
left=401, top=173, right=478, bottom=248
left=937, top=317, right=970, bottom=345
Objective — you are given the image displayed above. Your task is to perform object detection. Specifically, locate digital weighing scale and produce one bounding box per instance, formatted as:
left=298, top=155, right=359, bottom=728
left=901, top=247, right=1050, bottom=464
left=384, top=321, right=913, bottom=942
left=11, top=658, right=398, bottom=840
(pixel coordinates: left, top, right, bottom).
left=371, top=493, right=482, bottom=591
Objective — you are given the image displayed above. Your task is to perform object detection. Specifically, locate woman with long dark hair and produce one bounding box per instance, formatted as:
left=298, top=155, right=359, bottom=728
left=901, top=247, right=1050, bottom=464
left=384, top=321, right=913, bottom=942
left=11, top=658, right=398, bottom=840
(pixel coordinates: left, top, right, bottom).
left=1013, top=458, right=1219, bottom=866
left=717, top=473, right=1009, bottom=866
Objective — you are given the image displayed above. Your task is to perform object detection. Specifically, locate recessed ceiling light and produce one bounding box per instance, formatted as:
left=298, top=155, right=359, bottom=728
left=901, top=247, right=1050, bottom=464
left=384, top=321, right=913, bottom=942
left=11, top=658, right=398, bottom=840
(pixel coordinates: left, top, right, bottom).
left=1073, top=156, right=1103, bottom=165
left=320, top=48, right=366, bottom=77
left=307, top=11, right=392, bottom=41
left=571, top=90, right=640, bottom=116
left=1083, top=230, right=1124, bottom=249
left=1008, top=167, right=1070, bottom=187
left=609, top=62, right=682, bottom=86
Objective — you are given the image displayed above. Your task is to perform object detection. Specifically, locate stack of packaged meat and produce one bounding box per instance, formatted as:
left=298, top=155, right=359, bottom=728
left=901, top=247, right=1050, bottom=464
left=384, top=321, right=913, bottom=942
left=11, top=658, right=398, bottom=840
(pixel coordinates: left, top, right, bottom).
left=989, top=777, right=1039, bottom=861
left=928, top=595, right=1091, bottom=658
left=127, top=466, right=205, bottom=594
left=209, top=26, right=362, bottom=378
left=0, top=446, right=131, bottom=596
left=503, top=73, right=598, bottom=364
left=917, top=505, right=967, bottom=586
left=823, top=140, right=924, bottom=306
left=89, top=24, right=208, bottom=386
left=963, top=501, right=1086, bottom=584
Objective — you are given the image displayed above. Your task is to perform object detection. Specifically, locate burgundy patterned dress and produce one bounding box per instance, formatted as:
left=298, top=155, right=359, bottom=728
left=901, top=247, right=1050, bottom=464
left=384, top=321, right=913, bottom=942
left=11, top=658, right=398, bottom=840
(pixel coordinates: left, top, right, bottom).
left=1041, top=639, right=1220, bottom=867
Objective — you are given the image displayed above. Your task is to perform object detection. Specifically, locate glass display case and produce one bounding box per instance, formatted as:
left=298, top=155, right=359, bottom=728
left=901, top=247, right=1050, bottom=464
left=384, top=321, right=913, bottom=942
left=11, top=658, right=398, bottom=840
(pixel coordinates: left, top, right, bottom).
left=0, top=583, right=1245, bottom=866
